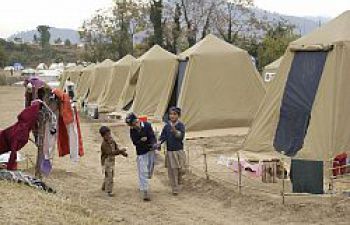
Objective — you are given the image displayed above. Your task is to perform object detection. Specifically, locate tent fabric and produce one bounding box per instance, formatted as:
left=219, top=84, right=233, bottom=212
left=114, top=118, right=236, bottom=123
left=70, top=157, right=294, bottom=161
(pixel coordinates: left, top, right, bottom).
left=117, top=59, right=141, bottom=110
left=243, top=11, right=350, bottom=162
left=99, top=55, right=136, bottom=113
left=59, top=65, right=84, bottom=91
left=131, top=45, right=179, bottom=119
left=176, top=34, right=265, bottom=131
left=75, top=64, right=96, bottom=103
left=262, top=57, right=283, bottom=83
left=87, top=59, right=114, bottom=104
left=67, top=65, right=84, bottom=85
left=292, top=10, right=350, bottom=46
left=59, top=67, right=73, bottom=90
left=290, top=159, right=324, bottom=194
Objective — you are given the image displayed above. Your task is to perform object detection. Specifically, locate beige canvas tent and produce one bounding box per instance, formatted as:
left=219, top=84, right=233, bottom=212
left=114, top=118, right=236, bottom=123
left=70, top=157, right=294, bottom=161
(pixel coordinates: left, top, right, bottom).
left=76, top=63, right=96, bottom=103
left=59, top=65, right=84, bottom=91
left=68, top=65, right=84, bottom=85
left=262, top=57, right=283, bottom=83
left=87, top=59, right=114, bottom=104
left=117, top=59, right=142, bottom=111
left=173, top=34, right=265, bottom=131
left=243, top=11, right=350, bottom=162
left=59, top=68, right=72, bottom=90
left=99, top=55, right=136, bottom=113
left=130, top=45, right=178, bottom=118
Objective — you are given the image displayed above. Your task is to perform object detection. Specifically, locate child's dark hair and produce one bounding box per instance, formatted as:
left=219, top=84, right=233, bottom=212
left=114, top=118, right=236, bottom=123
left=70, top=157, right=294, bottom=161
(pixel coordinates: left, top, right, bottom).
left=99, top=126, right=111, bottom=137
left=169, top=107, right=181, bottom=116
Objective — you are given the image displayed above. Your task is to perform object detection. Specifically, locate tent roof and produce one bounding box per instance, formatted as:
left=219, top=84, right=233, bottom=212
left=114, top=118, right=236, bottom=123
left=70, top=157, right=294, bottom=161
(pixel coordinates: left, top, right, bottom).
left=81, top=63, right=95, bottom=72
left=264, top=57, right=283, bottom=71
left=95, top=59, right=114, bottom=69
left=292, top=10, right=350, bottom=46
left=69, top=65, right=84, bottom=72
left=114, top=55, right=136, bottom=66
left=180, top=34, right=244, bottom=58
left=140, top=45, right=177, bottom=61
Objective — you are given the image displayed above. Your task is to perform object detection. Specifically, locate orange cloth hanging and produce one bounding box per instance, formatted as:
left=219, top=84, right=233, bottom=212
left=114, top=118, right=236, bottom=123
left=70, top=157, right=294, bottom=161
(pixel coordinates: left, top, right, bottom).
left=52, top=89, right=73, bottom=157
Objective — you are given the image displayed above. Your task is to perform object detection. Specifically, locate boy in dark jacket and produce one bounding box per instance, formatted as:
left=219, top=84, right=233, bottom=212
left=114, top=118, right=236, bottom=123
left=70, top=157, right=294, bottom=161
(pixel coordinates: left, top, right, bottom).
left=100, top=126, right=128, bottom=197
left=126, top=113, right=157, bottom=201
left=158, top=107, right=186, bottom=195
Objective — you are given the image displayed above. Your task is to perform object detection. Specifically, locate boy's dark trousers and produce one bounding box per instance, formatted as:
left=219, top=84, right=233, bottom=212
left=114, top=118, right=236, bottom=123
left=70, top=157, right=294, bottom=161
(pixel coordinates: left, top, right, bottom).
left=102, top=159, right=115, bottom=193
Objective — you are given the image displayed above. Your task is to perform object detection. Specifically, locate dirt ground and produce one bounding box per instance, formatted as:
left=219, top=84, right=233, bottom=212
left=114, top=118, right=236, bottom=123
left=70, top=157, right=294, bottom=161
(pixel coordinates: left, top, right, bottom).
left=0, top=86, right=349, bottom=225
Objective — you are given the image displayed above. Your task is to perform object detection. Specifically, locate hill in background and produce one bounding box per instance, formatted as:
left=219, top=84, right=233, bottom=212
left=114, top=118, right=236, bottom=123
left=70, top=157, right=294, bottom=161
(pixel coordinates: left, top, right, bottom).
left=7, top=27, right=81, bottom=44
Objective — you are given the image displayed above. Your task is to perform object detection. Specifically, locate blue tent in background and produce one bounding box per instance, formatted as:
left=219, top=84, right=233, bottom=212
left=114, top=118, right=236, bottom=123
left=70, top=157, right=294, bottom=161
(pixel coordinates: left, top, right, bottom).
left=13, top=63, right=23, bottom=71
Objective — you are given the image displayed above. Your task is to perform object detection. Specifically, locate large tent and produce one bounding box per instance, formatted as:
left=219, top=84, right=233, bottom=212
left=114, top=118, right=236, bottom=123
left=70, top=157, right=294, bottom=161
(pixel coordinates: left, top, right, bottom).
left=59, top=67, right=73, bottom=90
left=75, top=63, right=96, bottom=103
left=117, top=59, right=142, bottom=111
left=59, top=65, right=84, bottom=90
left=262, top=57, right=283, bottom=83
left=87, top=59, right=114, bottom=104
left=99, top=55, right=136, bottom=113
left=243, top=11, right=350, bottom=162
left=68, top=65, right=84, bottom=85
left=171, top=34, right=265, bottom=131
left=130, top=45, right=178, bottom=118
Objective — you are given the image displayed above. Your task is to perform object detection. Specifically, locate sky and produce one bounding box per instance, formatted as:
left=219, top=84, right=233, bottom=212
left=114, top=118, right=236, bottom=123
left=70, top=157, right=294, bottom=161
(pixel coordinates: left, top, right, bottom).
left=0, top=0, right=349, bottom=38
left=255, top=0, right=350, bottom=18
left=0, top=0, right=112, bottom=38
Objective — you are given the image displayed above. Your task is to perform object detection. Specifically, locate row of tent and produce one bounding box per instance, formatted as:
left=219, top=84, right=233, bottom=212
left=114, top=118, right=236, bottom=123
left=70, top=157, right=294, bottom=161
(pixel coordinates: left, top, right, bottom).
left=60, top=34, right=266, bottom=132
left=60, top=10, right=350, bottom=164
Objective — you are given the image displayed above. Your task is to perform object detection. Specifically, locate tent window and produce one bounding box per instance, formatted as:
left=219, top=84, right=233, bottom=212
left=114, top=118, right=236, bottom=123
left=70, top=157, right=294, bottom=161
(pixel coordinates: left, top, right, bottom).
left=273, top=51, right=328, bottom=156
left=164, top=60, right=188, bottom=121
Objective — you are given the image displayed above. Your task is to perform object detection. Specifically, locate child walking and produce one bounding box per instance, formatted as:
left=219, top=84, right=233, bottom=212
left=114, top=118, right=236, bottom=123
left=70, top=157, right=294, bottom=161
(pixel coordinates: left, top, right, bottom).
left=126, top=113, right=157, bottom=201
left=158, top=107, right=186, bottom=195
left=99, top=126, right=128, bottom=197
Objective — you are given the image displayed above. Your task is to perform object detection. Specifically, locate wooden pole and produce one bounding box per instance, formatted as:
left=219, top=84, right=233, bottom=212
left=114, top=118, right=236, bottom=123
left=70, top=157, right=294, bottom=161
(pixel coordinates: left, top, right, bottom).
left=237, top=152, right=242, bottom=194
left=26, top=154, right=29, bottom=170
left=329, top=157, right=334, bottom=192
left=186, top=146, right=190, bottom=173
left=35, top=112, right=44, bottom=179
left=203, top=148, right=209, bottom=180
left=281, top=158, right=285, bottom=205
left=329, top=157, right=335, bottom=205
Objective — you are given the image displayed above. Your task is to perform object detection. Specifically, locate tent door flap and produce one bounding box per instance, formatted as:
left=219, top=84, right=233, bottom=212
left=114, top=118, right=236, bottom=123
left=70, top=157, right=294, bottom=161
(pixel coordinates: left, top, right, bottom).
left=273, top=51, right=328, bottom=156
left=164, top=60, right=188, bottom=121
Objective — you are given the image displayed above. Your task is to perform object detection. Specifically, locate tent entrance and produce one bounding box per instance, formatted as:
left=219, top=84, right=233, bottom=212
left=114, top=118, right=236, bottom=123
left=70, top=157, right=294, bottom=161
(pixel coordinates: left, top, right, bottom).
left=123, top=99, right=134, bottom=111
left=273, top=51, right=328, bottom=156
left=164, top=60, right=188, bottom=121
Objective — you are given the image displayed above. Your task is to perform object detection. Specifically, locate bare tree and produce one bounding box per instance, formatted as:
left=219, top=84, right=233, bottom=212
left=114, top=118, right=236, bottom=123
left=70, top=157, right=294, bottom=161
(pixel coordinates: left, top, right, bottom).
left=180, top=0, right=218, bottom=46
left=214, top=0, right=256, bottom=44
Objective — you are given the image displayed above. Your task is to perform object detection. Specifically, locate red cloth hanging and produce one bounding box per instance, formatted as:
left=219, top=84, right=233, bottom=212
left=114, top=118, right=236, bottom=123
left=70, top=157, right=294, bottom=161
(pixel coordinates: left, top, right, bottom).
left=52, top=89, right=73, bottom=157
left=52, top=89, right=84, bottom=158
left=75, top=109, right=84, bottom=157
left=333, top=153, right=347, bottom=176
left=0, top=103, right=41, bottom=170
